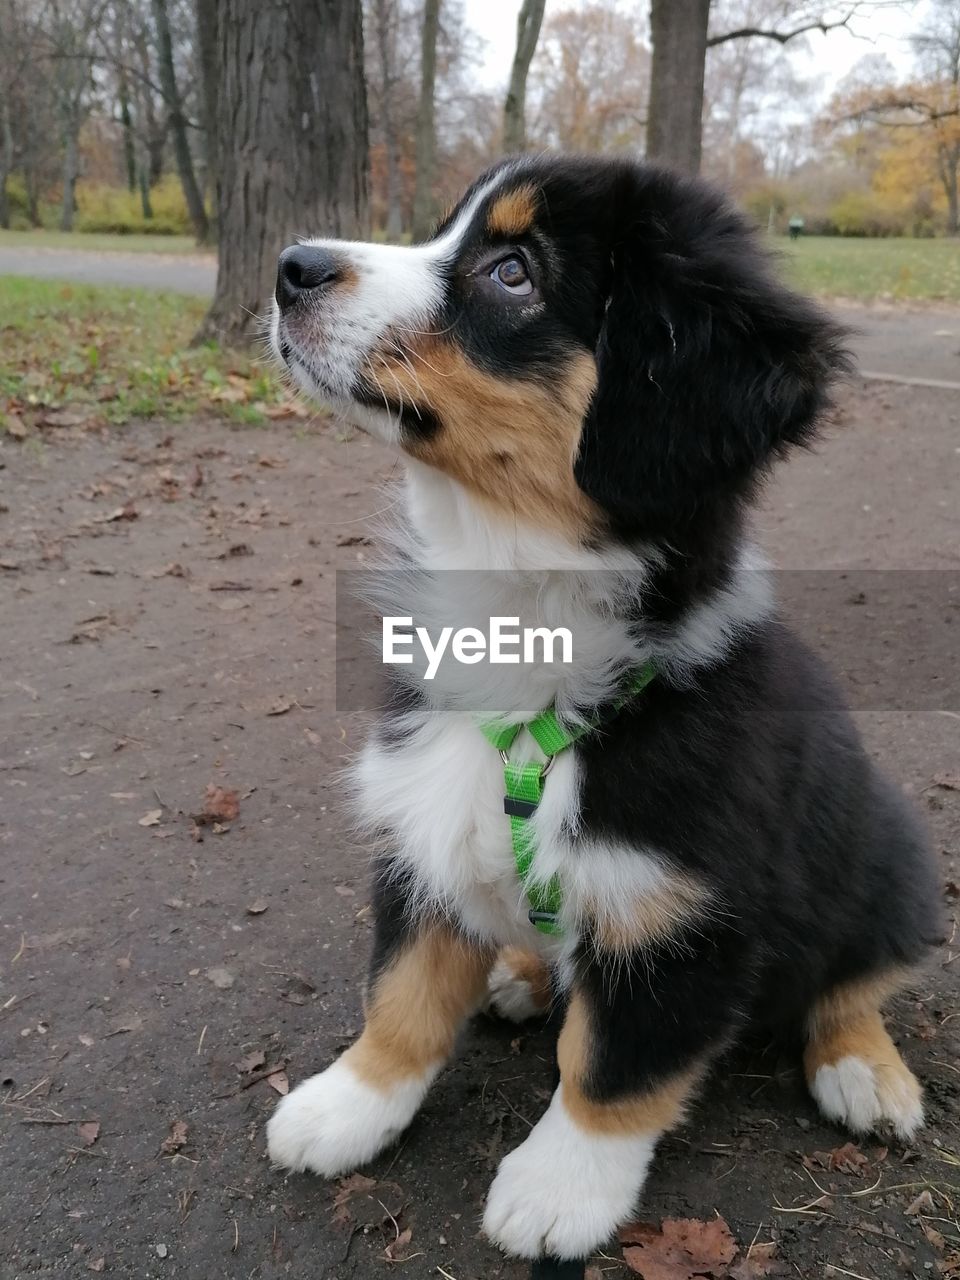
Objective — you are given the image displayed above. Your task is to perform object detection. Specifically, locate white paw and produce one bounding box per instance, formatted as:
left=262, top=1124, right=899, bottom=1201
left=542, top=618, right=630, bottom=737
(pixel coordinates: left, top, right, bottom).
left=810, top=1055, right=924, bottom=1141
left=483, top=1087, right=655, bottom=1259
left=483, top=955, right=550, bottom=1023
left=266, top=1056, right=433, bottom=1176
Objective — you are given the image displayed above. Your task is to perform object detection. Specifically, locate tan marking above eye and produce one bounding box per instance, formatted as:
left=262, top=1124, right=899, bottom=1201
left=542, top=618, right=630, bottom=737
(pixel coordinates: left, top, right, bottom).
left=486, top=184, right=538, bottom=239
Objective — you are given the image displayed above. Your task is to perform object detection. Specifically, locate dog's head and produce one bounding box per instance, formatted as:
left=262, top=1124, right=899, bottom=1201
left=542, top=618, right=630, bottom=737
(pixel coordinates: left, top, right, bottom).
left=272, top=155, right=848, bottom=542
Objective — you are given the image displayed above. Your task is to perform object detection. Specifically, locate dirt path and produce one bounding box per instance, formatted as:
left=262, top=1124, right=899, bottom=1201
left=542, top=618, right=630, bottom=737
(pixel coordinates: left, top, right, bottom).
left=1, top=381, right=958, bottom=1280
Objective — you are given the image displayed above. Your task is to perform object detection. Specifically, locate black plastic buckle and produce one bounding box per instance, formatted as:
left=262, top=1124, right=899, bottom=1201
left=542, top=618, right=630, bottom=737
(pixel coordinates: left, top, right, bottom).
left=504, top=794, right=538, bottom=818
left=528, top=909, right=558, bottom=928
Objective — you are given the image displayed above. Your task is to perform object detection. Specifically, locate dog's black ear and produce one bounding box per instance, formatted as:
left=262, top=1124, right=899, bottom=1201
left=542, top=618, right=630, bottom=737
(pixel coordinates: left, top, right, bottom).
left=574, top=164, right=851, bottom=537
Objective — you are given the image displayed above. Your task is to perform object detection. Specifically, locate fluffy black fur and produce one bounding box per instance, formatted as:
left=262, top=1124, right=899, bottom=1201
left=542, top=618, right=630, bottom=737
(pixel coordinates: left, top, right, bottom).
left=373, top=155, right=939, bottom=1105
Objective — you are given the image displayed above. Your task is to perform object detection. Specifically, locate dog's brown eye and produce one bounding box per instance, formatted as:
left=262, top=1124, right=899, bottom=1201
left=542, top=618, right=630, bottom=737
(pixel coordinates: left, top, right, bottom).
left=491, top=255, right=533, bottom=295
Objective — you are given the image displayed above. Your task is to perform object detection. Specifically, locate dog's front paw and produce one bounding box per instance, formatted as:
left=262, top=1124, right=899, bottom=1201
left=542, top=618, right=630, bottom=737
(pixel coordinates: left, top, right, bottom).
left=809, top=1055, right=924, bottom=1141
left=266, top=1057, right=431, bottom=1177
left=483, top=1088, right=655, bottom=1259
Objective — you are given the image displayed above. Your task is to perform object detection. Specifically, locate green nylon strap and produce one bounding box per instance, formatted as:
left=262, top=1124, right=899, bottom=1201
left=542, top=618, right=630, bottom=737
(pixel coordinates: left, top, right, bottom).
left=481, top=661, right=658, bottom=937
left=503, top=760, right=563, bottom=936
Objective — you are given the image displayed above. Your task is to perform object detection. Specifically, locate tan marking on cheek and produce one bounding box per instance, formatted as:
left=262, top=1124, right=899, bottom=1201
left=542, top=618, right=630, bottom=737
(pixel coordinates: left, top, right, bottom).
left=585, top=873, right=713, bottom=956
left=495, top=945, right=553, bottom=1013
left=486, top=184, right=538, bottom=238
left=346, top=928, right=492, bottom=1092
left=367, top=339, right=601, bottom=537
left=557, top=991, right=704, bottom=1136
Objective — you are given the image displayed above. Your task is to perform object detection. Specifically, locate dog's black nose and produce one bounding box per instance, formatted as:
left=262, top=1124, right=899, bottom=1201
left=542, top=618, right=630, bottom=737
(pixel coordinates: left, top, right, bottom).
left=276, top=245, right=341, bottom=311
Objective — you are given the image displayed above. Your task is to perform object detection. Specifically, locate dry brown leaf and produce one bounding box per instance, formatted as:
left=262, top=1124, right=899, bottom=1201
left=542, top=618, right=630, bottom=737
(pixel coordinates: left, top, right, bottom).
left=201, top=784, right=239, bottom=824
left=236, top=1049, right=266, bottom=1074
left=729, top=1242, right=786, bottom=1279
left=383, top=1226, right=413, bottom=1261
left=932, top=772, right=960, bottom=791
left=5, top=413, right=27, bottom=439
left=266, top=1070, right=289, bottom=1096
left=621, top=1217, right=738, bottom=1280
left=905, top=1189, right=936, bottom=1216
left=78, top=1121, right=101, bottom=1146
left=266, top=696, right=293, bottom=716
left=805, top=1142, right=869, bottom=1177
left=138, top=809, right=162, bottom=828
left=159, top=1119, right=189, bottom=1155
left=95, top=501, right=138, bottom=523
left=332, top=1173, right=377, bottom=1211
left=246, top=898, right=268, bottom=915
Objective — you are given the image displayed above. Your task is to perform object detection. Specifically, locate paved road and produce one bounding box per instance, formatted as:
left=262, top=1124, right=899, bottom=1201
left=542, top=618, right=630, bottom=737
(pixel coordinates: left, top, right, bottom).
left=2, top=246, right=959, bottom=384
left=0, top=245, right=216, bottom=294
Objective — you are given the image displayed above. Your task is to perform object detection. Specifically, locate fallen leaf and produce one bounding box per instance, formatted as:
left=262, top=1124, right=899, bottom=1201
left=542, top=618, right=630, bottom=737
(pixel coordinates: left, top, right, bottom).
left=236, top=1049, right=266, bottom=1074
left=805, top=1142, right=869, bottom=1177
left=87, top=1258, right=105, bottom=1273
left=200, top=784, right=239, bottom=824
left=730, top=1243, right=786, bottom=1279
left=38, top=408, right=90, bottom=429
left=5, top=414, right=27, bottom=439
left=246, top=898, right=268, bottom=915
left=335, top=534, right=372, bottom=548
left=104, top=1013, right=142, bottom=1037
left=95, top=502, right=138, bottom=523
left=138, top=809, right=162, bottom=828
left=266, top=1070, right=289, bottom=1095
left=159, top=1119, right=189, bottom=1155
left=932, top=772, right=960, bottom=791
left=621, top=1217, right=738, bottom=1280
left=332, top=1173, right=378, bottom=1211
left=266, top=696, right=293, bottom=716
left=384, top=1226, right=413, bottom=1261
left=78, top=1121, right=101, bottom=1146
left=922, top=1221, right=946, bottom=1251
left=0, top=559, right=20, bottom=571
left=906, top=1189, right=936, bottom=1216
left=206, top=967, right=235, bottom=990
left=150, top=562, right=188, bottom=579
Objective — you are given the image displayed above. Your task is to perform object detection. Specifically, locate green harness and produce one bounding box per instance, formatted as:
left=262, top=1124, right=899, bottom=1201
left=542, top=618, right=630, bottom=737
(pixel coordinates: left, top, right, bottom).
left=479, top=662, right=658, bottom=936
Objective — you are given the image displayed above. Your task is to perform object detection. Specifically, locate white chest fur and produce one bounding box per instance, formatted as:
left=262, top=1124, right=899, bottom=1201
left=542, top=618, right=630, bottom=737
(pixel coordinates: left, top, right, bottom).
left=356, top=711, right=575, bottom=955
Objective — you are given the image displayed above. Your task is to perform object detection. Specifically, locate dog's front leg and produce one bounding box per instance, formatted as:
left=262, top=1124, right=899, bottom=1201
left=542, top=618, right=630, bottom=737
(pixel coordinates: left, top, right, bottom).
left=268, top=861, right=492, bottom=1176
left=483, top=924, right=743, bottom=1260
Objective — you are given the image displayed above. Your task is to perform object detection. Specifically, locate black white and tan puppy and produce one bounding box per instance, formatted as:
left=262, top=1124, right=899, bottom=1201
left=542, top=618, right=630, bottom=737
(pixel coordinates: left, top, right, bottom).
left=265, top=155, right=939, bottom=1260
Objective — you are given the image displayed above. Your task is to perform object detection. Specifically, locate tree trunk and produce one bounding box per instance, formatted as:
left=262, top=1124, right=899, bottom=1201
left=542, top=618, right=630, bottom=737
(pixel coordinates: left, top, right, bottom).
left=411, top=0, right=440, bottom=241
left=139, top=164, right=154, bottom=219
left=195, top=0, right=219, bottom=208
left=502, top=0, right=546, bottom=154
left=194, top=0, right=368, bottom=348
left=119, top=74, right=137, bottom=192
left=60, top=120, right=79, bottom=231
left=0, top=95, right=12, bottom=229
left=152, top=0, right=208, bottom=242
left=646, top=0, right=710, bottom=173
left=373, top=0, right=403, bottom=238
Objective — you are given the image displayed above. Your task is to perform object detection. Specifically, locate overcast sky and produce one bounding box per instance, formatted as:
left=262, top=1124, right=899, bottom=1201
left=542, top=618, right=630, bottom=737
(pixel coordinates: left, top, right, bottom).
left=462, top=1, right=921, bottom=103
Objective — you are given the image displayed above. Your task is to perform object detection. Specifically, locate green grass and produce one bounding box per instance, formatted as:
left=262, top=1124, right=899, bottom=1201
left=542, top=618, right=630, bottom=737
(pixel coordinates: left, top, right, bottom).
left=0, top=228, right=207, bottom=255
left=0, top=276, right=301, bottom=432
left=780, top=236, right=960, bottom=303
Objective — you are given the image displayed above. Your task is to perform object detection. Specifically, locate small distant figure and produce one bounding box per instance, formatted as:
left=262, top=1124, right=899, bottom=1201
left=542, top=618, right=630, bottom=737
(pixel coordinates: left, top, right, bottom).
left=788, top=215, right=805, bottom=241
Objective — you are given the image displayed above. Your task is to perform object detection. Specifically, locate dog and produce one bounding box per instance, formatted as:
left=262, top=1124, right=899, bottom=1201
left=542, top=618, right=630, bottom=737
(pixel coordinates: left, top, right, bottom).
left=265, top=155, right=939, bottom=1261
